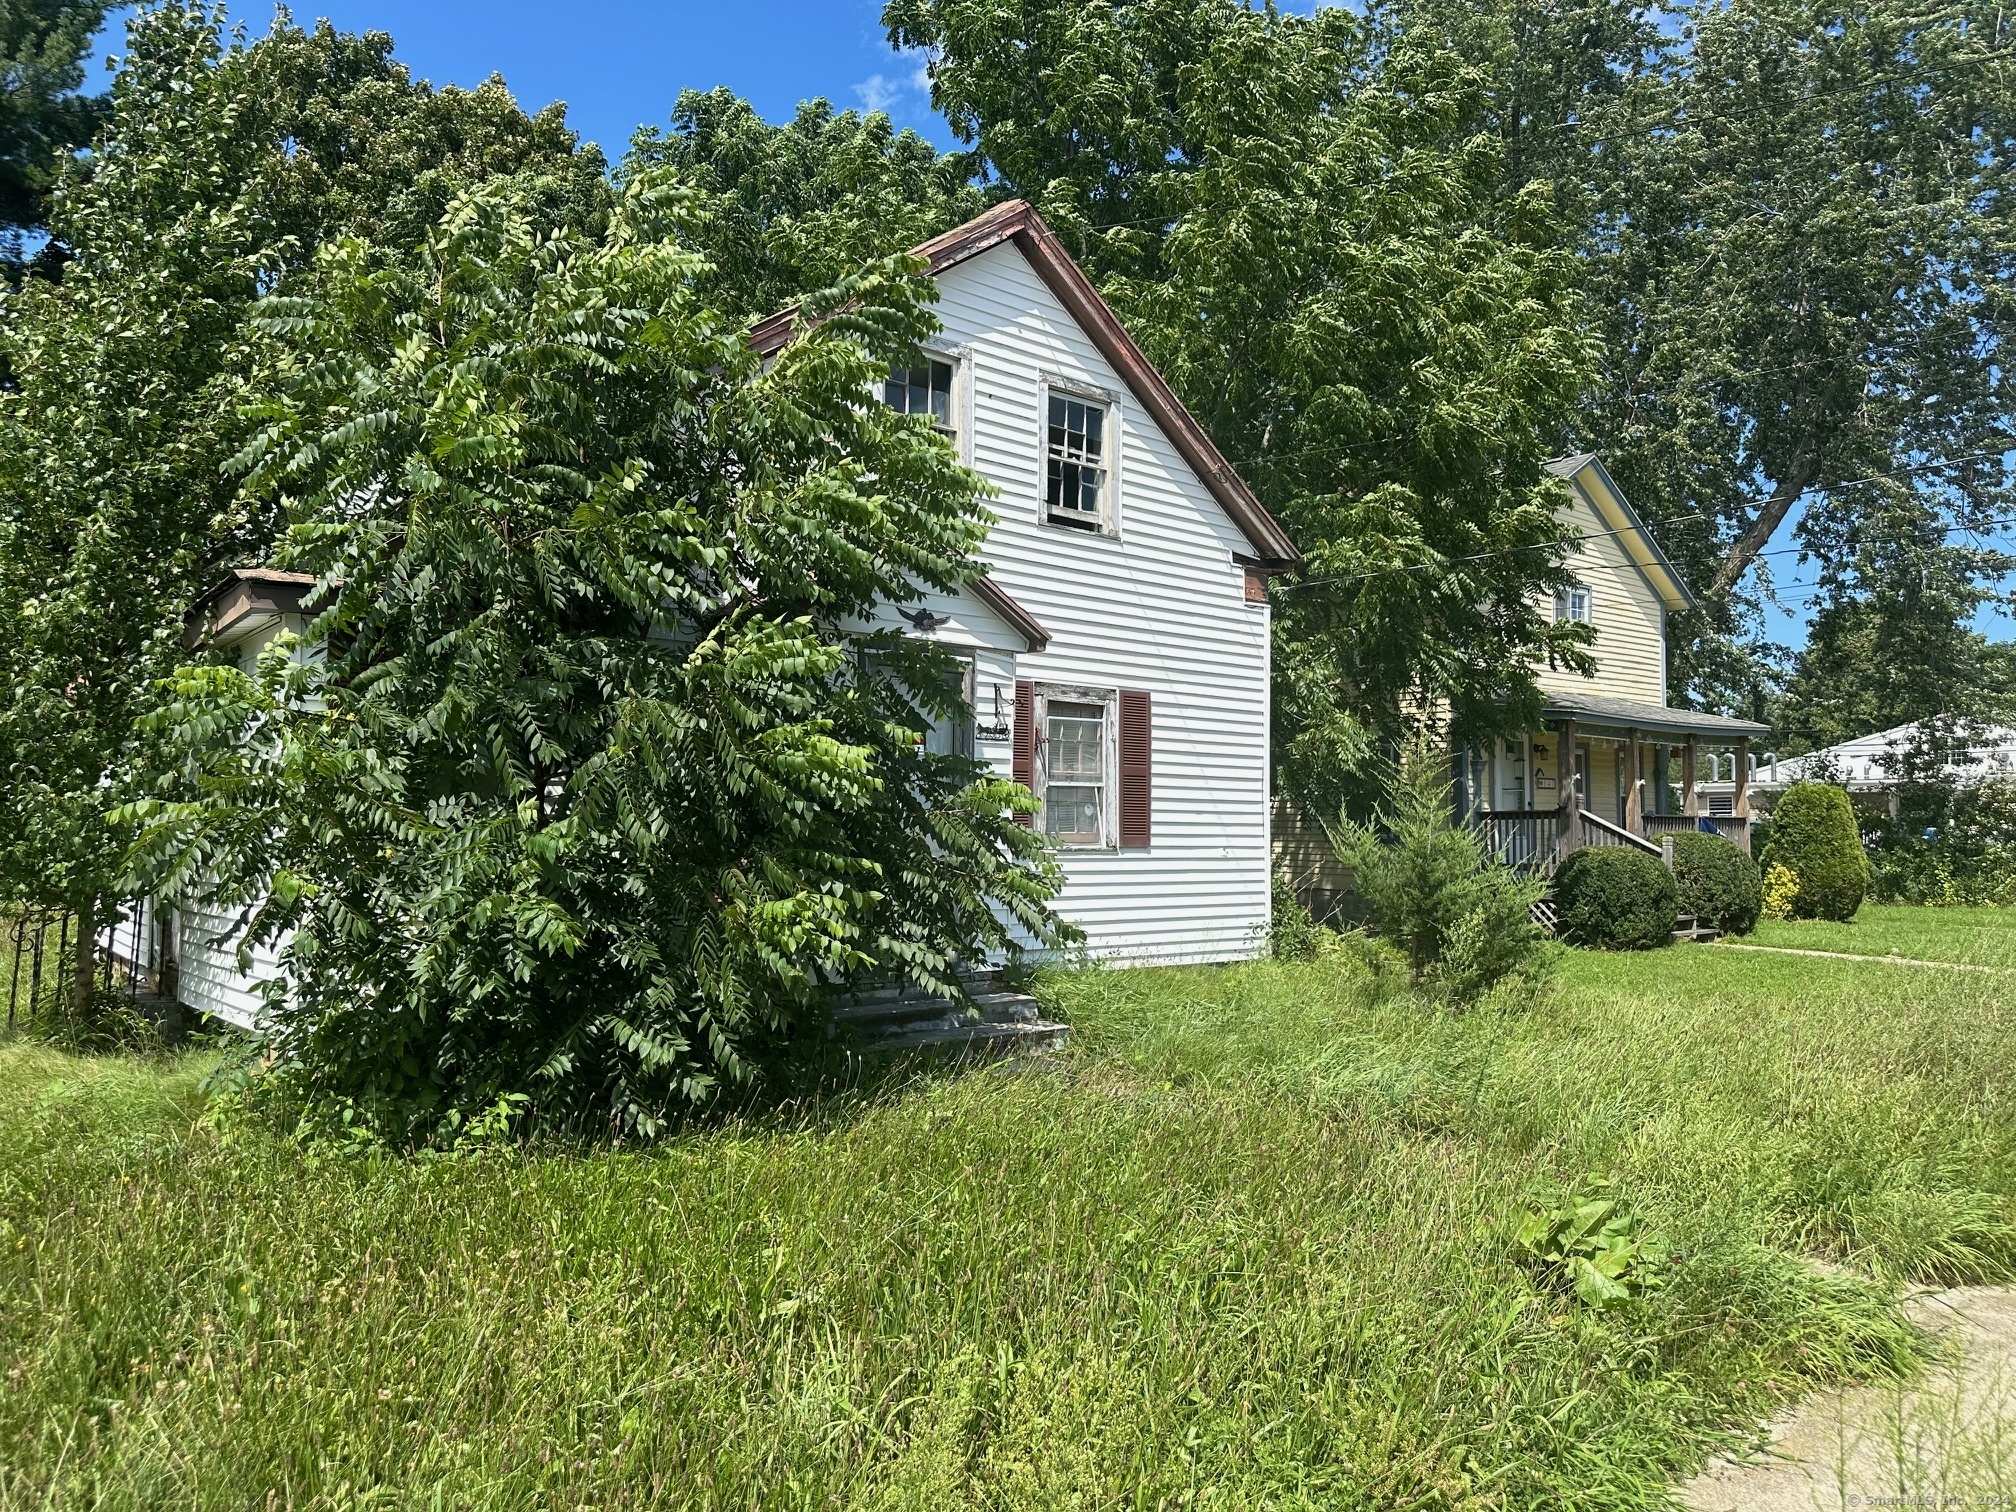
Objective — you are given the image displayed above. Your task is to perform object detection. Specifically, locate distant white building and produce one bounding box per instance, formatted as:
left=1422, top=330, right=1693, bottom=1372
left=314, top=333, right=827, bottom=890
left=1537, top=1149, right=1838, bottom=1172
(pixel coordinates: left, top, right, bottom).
left=1702, top=720, right=2016, bottom=817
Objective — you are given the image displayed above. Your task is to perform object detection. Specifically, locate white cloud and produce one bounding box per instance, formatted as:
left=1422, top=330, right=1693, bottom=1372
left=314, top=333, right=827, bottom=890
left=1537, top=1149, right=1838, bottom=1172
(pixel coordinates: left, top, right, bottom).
left=854, top=73, right=902, bottom=113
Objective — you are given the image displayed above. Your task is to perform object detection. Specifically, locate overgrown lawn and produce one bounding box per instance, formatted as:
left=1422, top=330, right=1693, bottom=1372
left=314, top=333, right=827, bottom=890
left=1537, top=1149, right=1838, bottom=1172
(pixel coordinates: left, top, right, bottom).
left=5, top=920, right=2014, bottom=1508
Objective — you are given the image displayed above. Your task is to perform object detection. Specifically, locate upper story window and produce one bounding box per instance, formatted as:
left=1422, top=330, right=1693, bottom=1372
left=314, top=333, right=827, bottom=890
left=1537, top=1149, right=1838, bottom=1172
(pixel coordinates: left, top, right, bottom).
left=1555, top=584, right=1594, bottom=624
left=1046, top=393, right=1109, bottom=530
left=885, top=359, right=955, bottom=437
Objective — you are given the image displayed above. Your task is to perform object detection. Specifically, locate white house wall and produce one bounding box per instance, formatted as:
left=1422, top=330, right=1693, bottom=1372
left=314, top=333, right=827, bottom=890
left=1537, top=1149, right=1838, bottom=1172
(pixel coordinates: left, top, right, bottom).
left=930, top=242, right=1273, bottom=964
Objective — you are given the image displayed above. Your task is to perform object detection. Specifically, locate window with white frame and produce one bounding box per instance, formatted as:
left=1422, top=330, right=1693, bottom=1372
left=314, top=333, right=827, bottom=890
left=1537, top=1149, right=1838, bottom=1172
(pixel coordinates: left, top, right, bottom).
left=884, top=358, right=956, bottom=437
left=1045, top=393, right=1109, bottom=529
left=1042, top=695, right=1109, bottom=845
left=1555, top=584, right=1594, bottom=624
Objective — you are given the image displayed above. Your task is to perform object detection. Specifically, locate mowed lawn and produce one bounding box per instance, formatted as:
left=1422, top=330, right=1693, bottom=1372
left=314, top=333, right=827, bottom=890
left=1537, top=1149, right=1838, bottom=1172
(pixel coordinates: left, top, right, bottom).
left=1748, top=900, right=2016, bottom=968
left=5, top=916, right=2016, bottom=1509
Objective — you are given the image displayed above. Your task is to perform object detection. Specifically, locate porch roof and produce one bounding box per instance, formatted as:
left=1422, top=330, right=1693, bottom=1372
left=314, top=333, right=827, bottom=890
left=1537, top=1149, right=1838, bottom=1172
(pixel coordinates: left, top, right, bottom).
left=1540, top=691, right=1770, bottom=742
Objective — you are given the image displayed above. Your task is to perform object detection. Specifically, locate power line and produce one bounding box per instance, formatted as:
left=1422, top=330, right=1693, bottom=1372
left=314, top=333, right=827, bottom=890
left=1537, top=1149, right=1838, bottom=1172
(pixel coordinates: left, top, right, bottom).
left=1273, top=450, right=2016, bottom=593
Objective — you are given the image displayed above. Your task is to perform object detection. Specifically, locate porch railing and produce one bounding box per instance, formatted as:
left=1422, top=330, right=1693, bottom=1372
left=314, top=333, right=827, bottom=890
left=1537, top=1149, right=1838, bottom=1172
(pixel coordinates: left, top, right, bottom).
left=1577, top=809, right=1663, bottom=856
left=1642, top=812, right=1752, bottom=854
left=1472, top=809, right=1560, bottom=873
left=1466, top=807, right=1754, bottom=867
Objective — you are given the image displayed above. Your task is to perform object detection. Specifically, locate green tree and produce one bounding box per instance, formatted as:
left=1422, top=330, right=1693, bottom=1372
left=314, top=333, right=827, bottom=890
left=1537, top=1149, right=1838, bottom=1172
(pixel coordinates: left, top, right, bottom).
left=1380, top=0, right=2016, bottom=718
left=1327, top=733, right=1548, bottom=998
left=1583, top=0, right=2016, bottom=706
left=0, top=0, right=112, bottom=247
left=625, top=87, right=980, bottom=321
left=0, top=3, right=608, bottom=1006
left=1763, top=781, right=1870, bottom=920
left=890, top=0, right=1600, bottom=813
left=125, top=172, right=1065, bottom=1140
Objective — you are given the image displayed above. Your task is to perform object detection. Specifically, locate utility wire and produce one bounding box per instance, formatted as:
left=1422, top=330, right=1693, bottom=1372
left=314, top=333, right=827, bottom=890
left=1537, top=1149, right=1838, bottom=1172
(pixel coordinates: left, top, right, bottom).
left=1272, top=450, right=2016, bottom=593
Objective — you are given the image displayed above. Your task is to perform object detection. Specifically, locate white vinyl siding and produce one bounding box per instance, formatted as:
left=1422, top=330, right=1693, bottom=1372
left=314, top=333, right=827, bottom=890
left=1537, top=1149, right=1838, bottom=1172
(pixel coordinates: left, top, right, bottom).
left=931, top=242, right=1271, bottom=964
left=173, top=897, right=280, bottom=1029
left=1533, top=487, right=1669, bottom=706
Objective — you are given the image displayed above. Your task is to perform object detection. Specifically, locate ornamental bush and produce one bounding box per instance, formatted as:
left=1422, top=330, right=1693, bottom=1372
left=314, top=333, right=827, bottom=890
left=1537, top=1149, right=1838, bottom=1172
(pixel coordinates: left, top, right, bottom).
left=1553, top=847, right=1679, bottom=950
left=123, top=172, right=1069, bottom=1144
left=1327, top=734, right=1549, bottom=1003
left=1668, top=832, right=1762, bottom=936
left=1764, top=783, right=1869, bottom=921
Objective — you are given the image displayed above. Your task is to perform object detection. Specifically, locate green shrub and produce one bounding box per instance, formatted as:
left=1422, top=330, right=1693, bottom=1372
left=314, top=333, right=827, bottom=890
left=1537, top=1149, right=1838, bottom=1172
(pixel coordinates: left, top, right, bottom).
left=1268, top=873, right=1327, bottom=960
left=1327, top=734, right=1548, bottom=1002
left=1668, top=832, right=1763, bottom=935
left=1766, top=782, right=1870, bottom=921
left=1514, top=1177, right=1670, bottom=1309
left=1554, top=846, right=1679, bottom=949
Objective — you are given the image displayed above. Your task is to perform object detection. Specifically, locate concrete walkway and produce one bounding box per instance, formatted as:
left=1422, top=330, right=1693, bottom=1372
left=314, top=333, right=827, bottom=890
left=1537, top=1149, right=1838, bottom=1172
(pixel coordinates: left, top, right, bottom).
left=1680, top=1286, right=2016, bottom=1510
left=1714, top=942, right=2006, bottom=974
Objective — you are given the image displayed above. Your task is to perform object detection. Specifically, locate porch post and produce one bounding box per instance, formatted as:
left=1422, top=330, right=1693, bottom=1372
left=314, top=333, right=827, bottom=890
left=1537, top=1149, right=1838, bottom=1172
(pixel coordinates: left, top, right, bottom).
left=1624, top=727, right=1644, bottom=833
left=1734, top=736, right=1752, bottom=818
left=1682, top=736, right=1701, bottom=817
left=1555, top=718, right=1579, bottom=861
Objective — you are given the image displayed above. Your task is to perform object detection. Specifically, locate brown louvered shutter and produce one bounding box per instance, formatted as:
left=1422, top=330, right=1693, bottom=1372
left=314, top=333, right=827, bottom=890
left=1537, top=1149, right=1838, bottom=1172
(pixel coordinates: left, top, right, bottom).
left=1012, top=680, right=1037, bottom=827
left=1119, top=690, right=1151, bottom=848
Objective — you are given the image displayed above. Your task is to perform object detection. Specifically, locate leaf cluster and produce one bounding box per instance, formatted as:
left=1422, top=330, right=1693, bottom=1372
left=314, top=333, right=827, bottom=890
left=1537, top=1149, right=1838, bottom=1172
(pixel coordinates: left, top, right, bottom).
left=1514, top=1176, right=1670, bottom=1310
left=122, top=170, right=1069, bottom=1141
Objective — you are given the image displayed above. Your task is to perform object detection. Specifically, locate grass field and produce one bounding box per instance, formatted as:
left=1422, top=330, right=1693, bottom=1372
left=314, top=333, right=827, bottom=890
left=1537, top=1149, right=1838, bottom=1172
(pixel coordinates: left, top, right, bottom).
left=1749, top=901, right=2016, bottom=968
left=4, top=915, right=2016, bottom=1509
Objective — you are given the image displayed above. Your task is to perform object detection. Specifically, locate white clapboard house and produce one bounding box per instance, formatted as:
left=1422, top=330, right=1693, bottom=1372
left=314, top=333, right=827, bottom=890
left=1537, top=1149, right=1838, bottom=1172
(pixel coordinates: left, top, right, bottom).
left=169, top=201, right=1299, bottom=1026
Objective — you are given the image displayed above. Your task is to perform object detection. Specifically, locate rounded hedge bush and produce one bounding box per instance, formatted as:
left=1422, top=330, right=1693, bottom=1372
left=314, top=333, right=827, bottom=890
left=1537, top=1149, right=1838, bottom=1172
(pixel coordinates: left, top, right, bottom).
left=1765, top=782, right=1869, bottom=921
left=1554, top=846, right=1680, bottom=949
left=1668, top=832, right=1763, bottom=936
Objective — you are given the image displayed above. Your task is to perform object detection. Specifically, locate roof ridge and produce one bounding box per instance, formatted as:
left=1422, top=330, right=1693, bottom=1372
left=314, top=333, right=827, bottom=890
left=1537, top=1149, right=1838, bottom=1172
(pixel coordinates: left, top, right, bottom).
left=748, top=201, right=1298, bottom=566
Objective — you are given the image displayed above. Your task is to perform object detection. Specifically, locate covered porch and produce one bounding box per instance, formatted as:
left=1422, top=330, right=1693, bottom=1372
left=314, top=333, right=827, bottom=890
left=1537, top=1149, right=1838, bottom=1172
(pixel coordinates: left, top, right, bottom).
left=1456, top=693, right=1773, bottom=870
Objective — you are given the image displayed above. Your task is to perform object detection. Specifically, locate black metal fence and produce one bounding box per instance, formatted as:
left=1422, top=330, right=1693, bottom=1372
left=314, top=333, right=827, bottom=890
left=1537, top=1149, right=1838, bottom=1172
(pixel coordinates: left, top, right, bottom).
left=4, top=901, right=165, bottom=1028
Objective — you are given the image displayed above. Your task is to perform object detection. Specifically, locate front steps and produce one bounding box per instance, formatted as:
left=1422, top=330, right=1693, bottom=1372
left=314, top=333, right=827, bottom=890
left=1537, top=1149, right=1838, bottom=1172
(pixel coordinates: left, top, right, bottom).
left=830, top=976, right=1069, bottom=1058
left=1672, top=912, right=1722, bottom=945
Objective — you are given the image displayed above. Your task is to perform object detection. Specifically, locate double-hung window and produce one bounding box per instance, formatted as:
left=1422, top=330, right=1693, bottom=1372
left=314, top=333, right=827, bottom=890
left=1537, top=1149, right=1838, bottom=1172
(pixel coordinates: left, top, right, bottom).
left=1046, top=393, right=1109, bottom=529
left=1555, top=584, right=1594, bottom=624
left=885, top=359, right=956, bottom=437
left=1043, top=699, right=1107, bottom=845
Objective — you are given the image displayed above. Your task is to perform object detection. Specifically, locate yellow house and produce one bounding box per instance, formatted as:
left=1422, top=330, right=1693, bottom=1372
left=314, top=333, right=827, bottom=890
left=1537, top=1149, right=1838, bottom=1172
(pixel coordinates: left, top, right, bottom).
left=1459, top=454, right=1769, bottom=865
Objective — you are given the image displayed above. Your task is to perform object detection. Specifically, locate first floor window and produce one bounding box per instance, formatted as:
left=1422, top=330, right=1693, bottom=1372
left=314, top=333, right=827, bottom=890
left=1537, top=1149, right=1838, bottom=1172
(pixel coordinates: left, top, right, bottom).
left=1043, top=698, right=1107, bottom=844
left=922, top=657, right=976, bottom=760
left=1046, top=393, right=1108, bottom=527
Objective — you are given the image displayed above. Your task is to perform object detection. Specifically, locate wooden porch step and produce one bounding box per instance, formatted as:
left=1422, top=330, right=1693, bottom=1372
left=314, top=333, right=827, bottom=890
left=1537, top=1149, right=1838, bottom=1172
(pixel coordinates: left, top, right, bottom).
left=1672, top=913, right=1722, bottom=944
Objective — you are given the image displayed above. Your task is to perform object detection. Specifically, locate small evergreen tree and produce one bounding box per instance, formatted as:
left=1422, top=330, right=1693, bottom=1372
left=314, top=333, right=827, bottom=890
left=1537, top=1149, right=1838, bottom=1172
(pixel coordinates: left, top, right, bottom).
left=1764, top=782, right=1869, bottom=922
left=1327, top=734, right=1547, bottom=1000
left=124, top=171, right=1067, bottom=1141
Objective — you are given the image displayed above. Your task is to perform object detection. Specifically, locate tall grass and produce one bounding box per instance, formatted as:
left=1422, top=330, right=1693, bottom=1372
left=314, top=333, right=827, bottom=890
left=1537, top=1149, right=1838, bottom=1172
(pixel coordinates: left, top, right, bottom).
left=5, top=927, right=2013, bottom=1509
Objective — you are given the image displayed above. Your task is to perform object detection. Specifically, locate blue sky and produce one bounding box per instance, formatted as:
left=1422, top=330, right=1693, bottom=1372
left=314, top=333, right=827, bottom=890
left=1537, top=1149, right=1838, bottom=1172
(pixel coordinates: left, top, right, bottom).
left=86, top=2, right=2004, bottom=649
left=101, top=1, right=959, bottom=161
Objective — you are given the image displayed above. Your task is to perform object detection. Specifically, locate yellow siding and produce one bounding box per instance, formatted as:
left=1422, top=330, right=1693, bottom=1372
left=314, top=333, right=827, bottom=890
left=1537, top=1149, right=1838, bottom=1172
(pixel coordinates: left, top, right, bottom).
left=1533, top=487, right=1668, bottom=705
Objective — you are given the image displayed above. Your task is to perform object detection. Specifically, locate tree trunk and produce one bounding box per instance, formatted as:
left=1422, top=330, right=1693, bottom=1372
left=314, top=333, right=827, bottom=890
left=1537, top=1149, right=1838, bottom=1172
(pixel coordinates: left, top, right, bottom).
left=1707, top=448, right=1823, bottom=600
left=73, top=895, right=97, bottom=1016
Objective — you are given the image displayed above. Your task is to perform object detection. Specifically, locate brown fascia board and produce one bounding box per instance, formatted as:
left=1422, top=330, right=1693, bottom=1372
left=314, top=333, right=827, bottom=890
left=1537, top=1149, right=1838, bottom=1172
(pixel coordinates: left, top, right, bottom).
left=749, top=200, right=1300, bottom=568
left=186, top=568, right=323, bottom=647
left=972, top=574, right=1051, bottom=652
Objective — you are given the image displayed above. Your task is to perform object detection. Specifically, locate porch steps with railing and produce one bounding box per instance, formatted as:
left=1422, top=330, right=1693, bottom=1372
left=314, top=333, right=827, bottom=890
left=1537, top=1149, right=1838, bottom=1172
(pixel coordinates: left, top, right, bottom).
left=830, top=975, right=1069, bottom=1058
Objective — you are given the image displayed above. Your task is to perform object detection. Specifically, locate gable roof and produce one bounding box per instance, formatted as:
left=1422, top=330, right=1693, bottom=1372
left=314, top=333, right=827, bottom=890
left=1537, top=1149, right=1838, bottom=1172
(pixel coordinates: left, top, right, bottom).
left=1545, top=454, right=1696, bottom=613
left=749, top=199, right=1299, bottom=567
